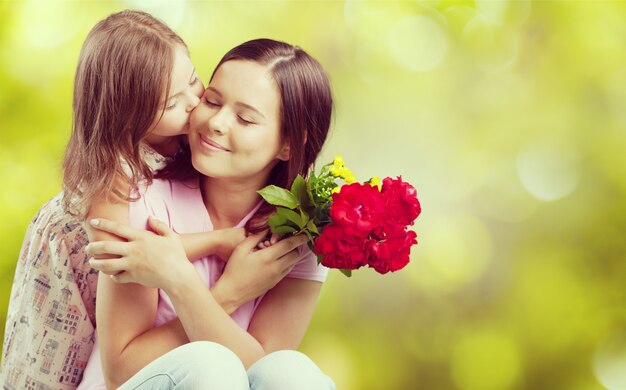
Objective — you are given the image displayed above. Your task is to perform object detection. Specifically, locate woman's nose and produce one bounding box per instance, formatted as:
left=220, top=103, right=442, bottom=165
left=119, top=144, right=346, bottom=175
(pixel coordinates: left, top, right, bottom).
left=208, top=108, right=230, bottom=135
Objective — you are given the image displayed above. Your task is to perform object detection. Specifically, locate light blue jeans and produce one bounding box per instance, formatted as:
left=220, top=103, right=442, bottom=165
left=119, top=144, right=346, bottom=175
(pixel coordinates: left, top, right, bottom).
left=117, top=341, right=335, bottom=390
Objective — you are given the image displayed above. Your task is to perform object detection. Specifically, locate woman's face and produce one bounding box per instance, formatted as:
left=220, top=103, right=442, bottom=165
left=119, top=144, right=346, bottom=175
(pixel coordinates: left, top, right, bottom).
left=188, top=60, right=289, bottom=182
left=149, top=46, right=204, bottom=138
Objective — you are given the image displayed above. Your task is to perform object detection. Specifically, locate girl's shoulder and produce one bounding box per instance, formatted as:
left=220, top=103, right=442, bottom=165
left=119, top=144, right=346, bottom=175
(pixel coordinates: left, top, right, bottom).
left=140, top=144, right=171, bottom=172
left=22, top=192, right=87, bottom=252
left=119, top=144, right=171, bottom=179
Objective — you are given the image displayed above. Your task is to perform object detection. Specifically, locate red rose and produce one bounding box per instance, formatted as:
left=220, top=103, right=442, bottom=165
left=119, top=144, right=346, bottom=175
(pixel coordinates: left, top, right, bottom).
left=330, top=183, right=385, bottom=238
left=367, top=229, right=417, bottom=274
left=314, top=225, right=370, bottom=270
left=381, top=176, right=421, bottom=227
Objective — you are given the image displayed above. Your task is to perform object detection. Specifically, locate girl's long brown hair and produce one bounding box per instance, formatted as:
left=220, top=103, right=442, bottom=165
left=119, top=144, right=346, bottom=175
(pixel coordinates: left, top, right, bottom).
left=158, top=38, right=334, bottom=233
left=62, top=10, right=186, bottom=217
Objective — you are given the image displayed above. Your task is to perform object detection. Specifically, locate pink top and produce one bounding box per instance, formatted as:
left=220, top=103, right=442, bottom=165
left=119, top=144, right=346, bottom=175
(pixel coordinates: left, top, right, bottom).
left=78, top=178, right=328, bottom=389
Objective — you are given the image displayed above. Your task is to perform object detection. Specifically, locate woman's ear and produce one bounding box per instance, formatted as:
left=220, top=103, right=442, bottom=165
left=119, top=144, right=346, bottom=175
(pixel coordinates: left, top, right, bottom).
left=277, top=142, right=291, bottom=161
left=277, top=131, right=306, bottom=161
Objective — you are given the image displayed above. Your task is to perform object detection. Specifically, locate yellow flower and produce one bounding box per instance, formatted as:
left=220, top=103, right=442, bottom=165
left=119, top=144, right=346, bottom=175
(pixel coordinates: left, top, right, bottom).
left=332, top=186, right=341, bottom=194
left=333, top=155, right=344, bottom=167
left=370, top=176, right=381, bottom=190
left=345, top=174, right=357, bottom=184
left=330, top=166, right=341, bottom=177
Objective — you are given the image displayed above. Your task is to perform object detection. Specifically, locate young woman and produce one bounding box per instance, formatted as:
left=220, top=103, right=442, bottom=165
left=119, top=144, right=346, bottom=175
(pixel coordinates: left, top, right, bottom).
left=1, top=12, right=301, bottom=390
left=85, top=39, right=336, bottom=389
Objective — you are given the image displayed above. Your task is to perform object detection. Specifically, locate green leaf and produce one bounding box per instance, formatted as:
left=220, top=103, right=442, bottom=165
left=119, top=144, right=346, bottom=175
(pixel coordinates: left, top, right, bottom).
left=272, top=225, right=297, bottom=235
left=291, top=175, right=310, bottom=208
left=316, top=253, right=324, bottom=265
left=306, top=219, right=319, bottom=235
left=276, top=207, right=303, bottom=228
left=299, top=208, right=310, bottom=226
left=339, top=269, right=352, bottom=277
left=257, top=186, right=298, bottom=209
left=268, top=213, right=287, bottom=228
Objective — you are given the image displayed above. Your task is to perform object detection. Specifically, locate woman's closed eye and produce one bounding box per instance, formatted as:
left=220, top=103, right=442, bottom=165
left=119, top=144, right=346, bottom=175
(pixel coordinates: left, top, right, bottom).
left=237, top=115, right=255, bottom=125
left=204, top=97, right=220, bottom=107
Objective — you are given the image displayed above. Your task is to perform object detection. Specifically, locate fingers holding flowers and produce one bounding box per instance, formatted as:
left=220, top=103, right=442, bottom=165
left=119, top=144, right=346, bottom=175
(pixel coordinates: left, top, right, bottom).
left=215, top=232, right=309, bottom=307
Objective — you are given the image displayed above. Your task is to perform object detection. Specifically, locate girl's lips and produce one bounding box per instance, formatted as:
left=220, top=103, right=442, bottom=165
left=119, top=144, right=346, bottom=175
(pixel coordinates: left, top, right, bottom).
left=199, top=133, right=230, bottom=152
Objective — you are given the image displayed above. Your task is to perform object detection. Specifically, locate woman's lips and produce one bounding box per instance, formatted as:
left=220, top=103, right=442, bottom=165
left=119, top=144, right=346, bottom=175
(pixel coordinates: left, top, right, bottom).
left=199, top=133, right=230, bottom=152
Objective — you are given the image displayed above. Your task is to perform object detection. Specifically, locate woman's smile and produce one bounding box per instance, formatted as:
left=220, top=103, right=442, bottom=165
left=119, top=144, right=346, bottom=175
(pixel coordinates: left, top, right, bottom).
left=198, top=133, right=231, bottom=152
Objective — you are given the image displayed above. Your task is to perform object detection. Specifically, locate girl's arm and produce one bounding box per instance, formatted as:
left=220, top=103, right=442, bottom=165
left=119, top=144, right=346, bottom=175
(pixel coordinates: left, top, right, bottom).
left=180, top=227, right=245, bottom=262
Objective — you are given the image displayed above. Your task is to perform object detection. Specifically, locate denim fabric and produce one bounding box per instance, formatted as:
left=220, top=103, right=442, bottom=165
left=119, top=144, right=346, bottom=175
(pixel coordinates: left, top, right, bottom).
left=118, top=341, right=248, bottom=390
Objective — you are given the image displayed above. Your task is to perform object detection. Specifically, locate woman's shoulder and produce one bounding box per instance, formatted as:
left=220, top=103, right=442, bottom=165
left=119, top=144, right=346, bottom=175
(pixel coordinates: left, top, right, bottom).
left=129, top=177, right=203, bottom=230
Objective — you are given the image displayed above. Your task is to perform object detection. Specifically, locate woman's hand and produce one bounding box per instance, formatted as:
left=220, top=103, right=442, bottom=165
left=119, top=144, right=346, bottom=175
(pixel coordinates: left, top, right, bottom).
left=212, top=231, right=309, bottom=312
left=256, top=233, right=281, bottom=250
left=87, top=216, right=196, bottom=290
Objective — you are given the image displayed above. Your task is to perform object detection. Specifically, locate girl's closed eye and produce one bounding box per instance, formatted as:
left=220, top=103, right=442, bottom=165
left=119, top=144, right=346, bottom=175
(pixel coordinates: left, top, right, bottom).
left=165, top=99, right=178, bottom=110
left=190, top=76, right=199, bottom=85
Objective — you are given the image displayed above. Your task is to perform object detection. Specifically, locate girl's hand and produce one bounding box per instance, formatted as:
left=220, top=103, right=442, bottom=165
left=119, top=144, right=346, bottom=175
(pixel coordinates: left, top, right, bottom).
left=213, top=231, right=309, bottom=311
left=214, top=227, right=247, bottom=261
left=87, top=216, right=196, bottom=290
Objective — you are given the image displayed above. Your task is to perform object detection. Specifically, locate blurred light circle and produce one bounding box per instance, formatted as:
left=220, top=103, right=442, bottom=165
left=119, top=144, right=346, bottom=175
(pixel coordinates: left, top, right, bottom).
left=127, top=0, right=188, bottom=29
left=410, top=214, right=492, bottom=294
left=462, top=16, right=519, bottom=72
left=594, top=330, right=626, bottom=390
left=476, top=0, right=532, bottom=27
left=21, top=1, right=87, bottom=48
left=478, top=164, right=539, bottom=223
left=387, top=15, right=448, bottom=72
left=451, top=330, right=522, bottom=390
left=443, top=6, right=478, bottom=36
left=517, top=141, right=580, bottom=201
left=344, top=0, right=374, bottom=27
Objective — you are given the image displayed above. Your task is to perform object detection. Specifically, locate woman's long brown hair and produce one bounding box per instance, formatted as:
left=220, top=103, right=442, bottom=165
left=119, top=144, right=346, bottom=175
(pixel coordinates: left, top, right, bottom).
left=62, top=10, right=186, bottom=217
left=158, top=38, right=334, bottom=233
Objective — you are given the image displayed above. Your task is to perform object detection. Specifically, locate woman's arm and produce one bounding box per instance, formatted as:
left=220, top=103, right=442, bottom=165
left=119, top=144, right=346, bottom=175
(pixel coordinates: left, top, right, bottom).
left=247, top=278, right=322, bottom=353
left=86, top=195, right=164, bottom=389
left=87, top=216, right=310, bottom=384
left=166, top=273, right=322, bottom=367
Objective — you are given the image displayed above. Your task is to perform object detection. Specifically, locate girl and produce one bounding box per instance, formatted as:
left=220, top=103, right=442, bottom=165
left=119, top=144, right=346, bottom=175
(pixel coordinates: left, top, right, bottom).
left=86, top=39, right=336, bottom=389
left=1, top=12, right=301, bottom=389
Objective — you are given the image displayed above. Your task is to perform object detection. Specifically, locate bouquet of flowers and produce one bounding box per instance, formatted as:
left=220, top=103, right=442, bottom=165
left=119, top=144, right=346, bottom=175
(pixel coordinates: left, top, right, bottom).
left=258, top=156, right=421, bottom=277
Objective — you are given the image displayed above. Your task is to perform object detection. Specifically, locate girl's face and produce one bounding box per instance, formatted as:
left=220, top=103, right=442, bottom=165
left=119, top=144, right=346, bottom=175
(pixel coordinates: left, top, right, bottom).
left=149, top=46, right=204, bottom=138
left=188, top=60, right=290, bottom=182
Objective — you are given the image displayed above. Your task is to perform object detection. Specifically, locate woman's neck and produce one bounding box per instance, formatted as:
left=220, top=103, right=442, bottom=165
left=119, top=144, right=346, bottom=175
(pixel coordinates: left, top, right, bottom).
left=200, top=176, right=265, bottom=229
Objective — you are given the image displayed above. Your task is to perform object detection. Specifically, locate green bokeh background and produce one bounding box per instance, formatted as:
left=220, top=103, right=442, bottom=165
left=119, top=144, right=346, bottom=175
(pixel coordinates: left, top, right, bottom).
left=2, top=1, right=626, bottom=389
